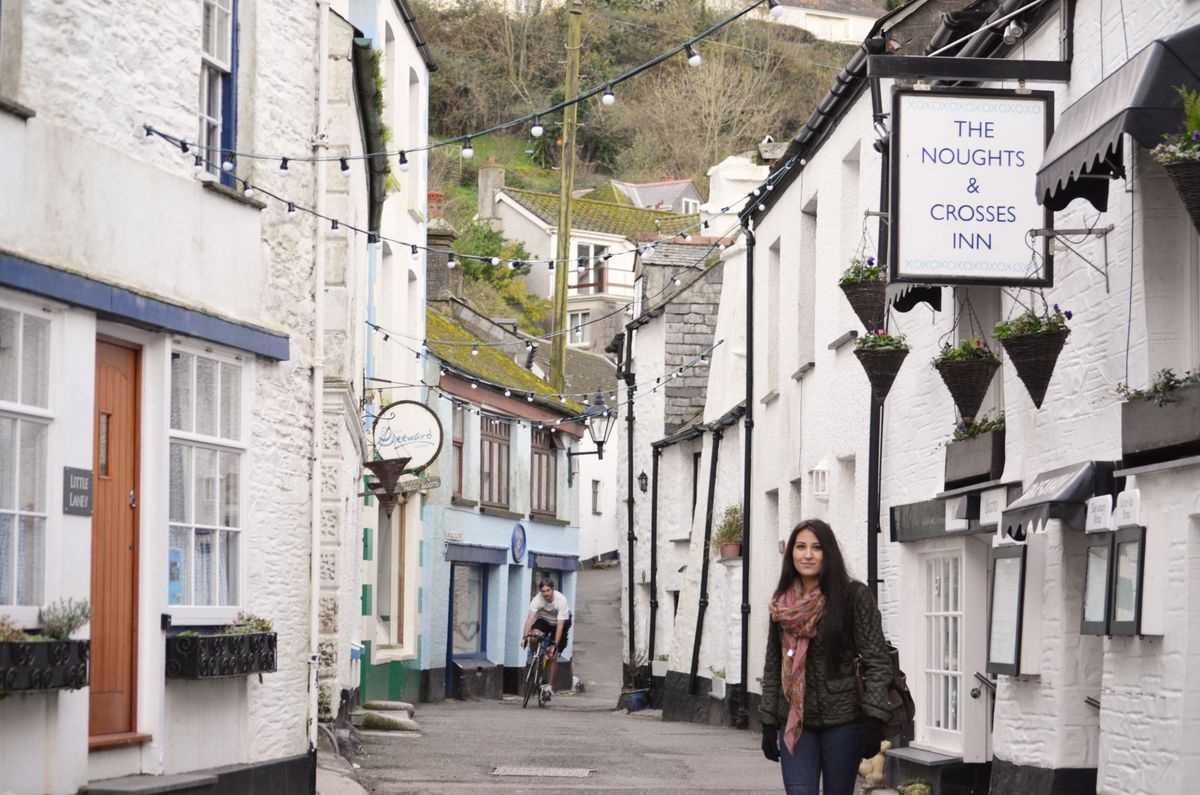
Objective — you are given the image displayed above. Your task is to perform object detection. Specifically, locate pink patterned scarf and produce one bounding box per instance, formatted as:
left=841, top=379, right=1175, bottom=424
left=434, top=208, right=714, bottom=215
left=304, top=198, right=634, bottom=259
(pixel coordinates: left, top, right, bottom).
left=769, top=585, right=827, bottom=753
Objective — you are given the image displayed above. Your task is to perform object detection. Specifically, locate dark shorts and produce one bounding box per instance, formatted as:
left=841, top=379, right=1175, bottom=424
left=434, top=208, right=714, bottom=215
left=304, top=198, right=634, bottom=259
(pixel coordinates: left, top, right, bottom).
left=531, top=616, right=571, bottom=649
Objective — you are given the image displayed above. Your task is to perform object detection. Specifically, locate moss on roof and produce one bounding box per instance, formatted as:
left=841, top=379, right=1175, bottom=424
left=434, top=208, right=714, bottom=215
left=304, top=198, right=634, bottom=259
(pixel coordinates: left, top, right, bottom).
left=426, top=307, right=582, bottom=414
left=503, top=187, right=698, bottom=240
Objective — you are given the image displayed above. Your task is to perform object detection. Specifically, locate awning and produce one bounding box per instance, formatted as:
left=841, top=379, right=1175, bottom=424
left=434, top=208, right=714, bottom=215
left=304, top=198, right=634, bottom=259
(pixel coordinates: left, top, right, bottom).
left=1000, top=461, right=1119, bottom=541
left=529, top=552, right=580, bottom=572
left=1036, top=24, right=1200, bottom=212
left=444, top=543, right=507, bottom=565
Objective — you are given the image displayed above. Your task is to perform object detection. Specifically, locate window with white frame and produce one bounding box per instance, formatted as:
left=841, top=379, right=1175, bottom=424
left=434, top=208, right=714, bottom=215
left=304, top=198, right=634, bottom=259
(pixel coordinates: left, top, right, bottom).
left=569, top=311, right=590, bottom=344
left=682, top=198, right=700, bottom=215
left=922, top=551, right=963, bottom=748
left=573, top=243, right=608, bottom=295
left=591, top=479, right=601, bottom=515
left=168, top=348, right=246, bottom=607
left=199, top=0, right=236, bottom=179
left=0, top=305, right=50, bottom=607
left=530, top=428, right=557, bottom=516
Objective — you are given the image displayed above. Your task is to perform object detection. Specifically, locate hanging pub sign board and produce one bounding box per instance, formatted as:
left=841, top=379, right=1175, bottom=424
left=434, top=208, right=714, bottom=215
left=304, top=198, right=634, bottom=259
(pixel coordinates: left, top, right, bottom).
left=890, top=87, right=1054, bottom=286
left=373, top=400, right=444, bottom=469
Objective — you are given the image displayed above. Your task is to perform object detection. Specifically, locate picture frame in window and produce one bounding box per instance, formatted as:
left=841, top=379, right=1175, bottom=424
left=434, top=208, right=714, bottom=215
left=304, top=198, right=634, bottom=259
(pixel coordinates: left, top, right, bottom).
left=1080, top=532, right=1113, bottom=636
left=1109, top=526, right=1145, bottom=636
left=986, top=543, right=1027, bottom=675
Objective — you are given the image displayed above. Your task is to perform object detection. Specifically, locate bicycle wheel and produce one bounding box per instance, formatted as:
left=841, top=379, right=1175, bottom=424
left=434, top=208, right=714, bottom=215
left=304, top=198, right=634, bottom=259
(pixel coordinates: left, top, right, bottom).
left=522, top=650, right=542, bottom=709
left=536, top=658, right=549, bottom=707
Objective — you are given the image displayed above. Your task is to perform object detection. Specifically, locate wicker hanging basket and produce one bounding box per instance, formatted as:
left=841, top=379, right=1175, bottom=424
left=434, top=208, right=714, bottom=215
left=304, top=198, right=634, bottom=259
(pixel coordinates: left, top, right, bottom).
left=934, top=358, right=1000, bottom=424
left=854, top=347, right=909, bottom=405
left=1000, top=329, right=1069, bottom=409
left=1163, top=161, right=1200, bottom=236
left=840, top=280, right=888, bottom=332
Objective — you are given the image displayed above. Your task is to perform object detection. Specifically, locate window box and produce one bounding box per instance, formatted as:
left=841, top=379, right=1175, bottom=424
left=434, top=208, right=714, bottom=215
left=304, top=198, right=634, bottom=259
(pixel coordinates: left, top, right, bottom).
left=1121, top=383, right=1200, bottom=468
left=944, top=429, right=1005, bottom=490
left=165, top=631, right=277, bottom=679
left=0, top=639, right=90, bottom=692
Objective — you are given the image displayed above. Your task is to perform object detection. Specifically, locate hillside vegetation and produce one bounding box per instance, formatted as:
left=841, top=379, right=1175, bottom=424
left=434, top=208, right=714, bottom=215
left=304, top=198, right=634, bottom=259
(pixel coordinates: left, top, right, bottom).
left=417, top=0, right=860, bottom=226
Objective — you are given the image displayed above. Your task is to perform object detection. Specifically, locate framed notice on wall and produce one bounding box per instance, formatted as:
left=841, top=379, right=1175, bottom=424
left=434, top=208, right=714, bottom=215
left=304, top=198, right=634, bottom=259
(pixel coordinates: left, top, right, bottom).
left=987, top=543, right=1027, bottom=675
left=890, top=87, right=1054, bottom=286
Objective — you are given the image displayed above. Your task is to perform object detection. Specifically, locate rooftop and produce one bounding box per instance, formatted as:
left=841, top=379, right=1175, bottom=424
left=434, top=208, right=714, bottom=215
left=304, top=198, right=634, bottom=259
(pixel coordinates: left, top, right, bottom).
left=502, top=188, right=699, bottom=240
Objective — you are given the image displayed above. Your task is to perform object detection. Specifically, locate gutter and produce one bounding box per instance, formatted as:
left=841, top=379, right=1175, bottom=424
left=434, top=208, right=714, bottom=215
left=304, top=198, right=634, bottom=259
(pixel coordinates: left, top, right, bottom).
left=351, top=38, right=388, bottom=234
left=391, top=0, right=437, bottom=71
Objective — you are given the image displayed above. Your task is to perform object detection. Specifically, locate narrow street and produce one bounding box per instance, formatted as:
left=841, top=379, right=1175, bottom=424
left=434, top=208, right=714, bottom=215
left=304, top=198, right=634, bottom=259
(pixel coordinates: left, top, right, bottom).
left=351, top=566, right=783, bottom=794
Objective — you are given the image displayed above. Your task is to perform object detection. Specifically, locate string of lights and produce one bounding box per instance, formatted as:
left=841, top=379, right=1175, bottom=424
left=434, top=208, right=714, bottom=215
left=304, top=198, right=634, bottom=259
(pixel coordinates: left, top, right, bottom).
left=141, top=0, right=783, bottom=167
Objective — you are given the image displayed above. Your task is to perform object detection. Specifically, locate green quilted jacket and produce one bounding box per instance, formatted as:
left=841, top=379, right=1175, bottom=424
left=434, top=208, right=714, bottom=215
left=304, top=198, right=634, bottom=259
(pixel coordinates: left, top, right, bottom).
left=759, top=582, right=894, bottom=729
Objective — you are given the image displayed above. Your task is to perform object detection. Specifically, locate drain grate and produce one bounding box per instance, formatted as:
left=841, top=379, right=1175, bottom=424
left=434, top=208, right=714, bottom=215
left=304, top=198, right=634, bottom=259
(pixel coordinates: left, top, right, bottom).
left=491, top=766, right=593, bottom=778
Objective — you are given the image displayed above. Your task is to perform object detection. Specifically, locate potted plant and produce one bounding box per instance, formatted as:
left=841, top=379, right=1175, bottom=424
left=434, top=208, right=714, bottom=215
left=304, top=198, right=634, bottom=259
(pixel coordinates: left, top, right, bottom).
left=1150, top=86, right=1200, bottom=234
left=839, top=254, right=887, bottom=332
left=165, top=612, right=277, bottom=679
left=651, top=654, right=669, bottom=678
left=944, top=414, right=1006, bottom=489
left=994, top=304, right=1071, bottom=408
left=711, top=505, right=744, bottom=558
left=620, top=649, right=650, bottom=711
left=933, top=338, right=1000, bottom=424
left=709, top=667, right=726, bottom=700
left=0, top=599, right=91, bottom=693
left=853, top=329, right=910, bottom=405
left=1118, top=368, right=1200, bottom=467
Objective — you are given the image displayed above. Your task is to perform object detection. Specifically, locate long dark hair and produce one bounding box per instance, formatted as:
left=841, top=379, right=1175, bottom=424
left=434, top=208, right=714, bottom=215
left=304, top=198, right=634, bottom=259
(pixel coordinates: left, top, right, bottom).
left=773, top=519, right=857, bottom=654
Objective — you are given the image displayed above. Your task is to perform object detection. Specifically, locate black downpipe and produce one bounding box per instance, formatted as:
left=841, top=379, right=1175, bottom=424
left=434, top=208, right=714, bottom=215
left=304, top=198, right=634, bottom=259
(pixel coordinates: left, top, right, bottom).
left=648, top=448, right=662, bottom=664
left=736, top=221, right=756, bottom=726
left=623, top=330, right=638, bottom=671
left=689, top=429, right=723, bottom=695
left=867, top=75, right=889, bottom=597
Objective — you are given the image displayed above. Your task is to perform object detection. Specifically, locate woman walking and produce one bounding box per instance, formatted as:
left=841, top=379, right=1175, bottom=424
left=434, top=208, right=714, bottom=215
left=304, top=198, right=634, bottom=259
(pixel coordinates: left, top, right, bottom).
left=759, top=519, right=894, bottom=795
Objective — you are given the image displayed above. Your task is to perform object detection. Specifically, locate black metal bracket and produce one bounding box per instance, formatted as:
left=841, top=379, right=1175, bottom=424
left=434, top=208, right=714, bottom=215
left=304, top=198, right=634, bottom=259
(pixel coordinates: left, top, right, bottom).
left=867, top=55, right=1071, bottom=83
left=161, top=613, right=173, bottom=631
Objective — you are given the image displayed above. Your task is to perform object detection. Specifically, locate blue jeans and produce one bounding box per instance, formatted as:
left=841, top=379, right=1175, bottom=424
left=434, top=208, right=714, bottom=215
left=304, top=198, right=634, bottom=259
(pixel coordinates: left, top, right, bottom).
left=778, top=723, right=862, bottom=795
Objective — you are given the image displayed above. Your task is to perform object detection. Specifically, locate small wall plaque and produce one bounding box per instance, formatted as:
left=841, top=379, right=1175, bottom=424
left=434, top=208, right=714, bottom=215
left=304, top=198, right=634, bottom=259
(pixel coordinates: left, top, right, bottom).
left=1085, top=495, right=1113, bottom=533
left=1114, top=489, right=1141, bottom=529
left=63, top=467, right=94, bottom=516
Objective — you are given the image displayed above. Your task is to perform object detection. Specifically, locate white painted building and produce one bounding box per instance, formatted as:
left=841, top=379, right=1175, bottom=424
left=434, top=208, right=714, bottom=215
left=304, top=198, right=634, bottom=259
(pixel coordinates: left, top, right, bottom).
left=764, top=0, right=882, bottom=44
left=0, top=1, right=430, bottom=792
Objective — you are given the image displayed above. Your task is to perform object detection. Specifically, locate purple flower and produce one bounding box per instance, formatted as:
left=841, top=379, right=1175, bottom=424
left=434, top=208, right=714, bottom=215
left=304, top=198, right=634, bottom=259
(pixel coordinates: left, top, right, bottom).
left=1064, top=310, right=1073, bottom=320
left=866, top=256, right=875, bottom=266
left=1053, top=303, right=1060, bottom=312
left=1193, top=130, right=1200, bottom=142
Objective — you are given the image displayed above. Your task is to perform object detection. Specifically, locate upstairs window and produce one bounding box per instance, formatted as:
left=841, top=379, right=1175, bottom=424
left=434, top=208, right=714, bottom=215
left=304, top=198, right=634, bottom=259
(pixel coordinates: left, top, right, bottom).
left=452, top=402, right=465, bottom=498
left=573, top=243, right=608, bottom=295
left=480, top=415, right=510, bottom=509
left=199, top=0, right=237, bottom=184
left=569, top=311, right=590, bottom=344
left=530, top=428, right=558, bottom=516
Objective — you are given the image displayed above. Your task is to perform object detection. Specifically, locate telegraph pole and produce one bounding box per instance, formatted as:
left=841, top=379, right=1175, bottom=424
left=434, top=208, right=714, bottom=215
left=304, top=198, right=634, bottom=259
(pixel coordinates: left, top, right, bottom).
left=551, top=0, right=583, bottom=393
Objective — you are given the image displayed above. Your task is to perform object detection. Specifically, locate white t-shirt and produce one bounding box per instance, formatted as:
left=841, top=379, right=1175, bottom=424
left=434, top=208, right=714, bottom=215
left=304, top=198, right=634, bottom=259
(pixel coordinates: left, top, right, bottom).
left=529, top=591, right=571, bottom=624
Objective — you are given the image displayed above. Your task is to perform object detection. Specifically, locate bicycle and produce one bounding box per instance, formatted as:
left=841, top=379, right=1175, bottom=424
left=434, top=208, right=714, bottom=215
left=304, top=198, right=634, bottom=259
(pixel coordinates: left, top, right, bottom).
left=521, top=630, right=555, bottom=708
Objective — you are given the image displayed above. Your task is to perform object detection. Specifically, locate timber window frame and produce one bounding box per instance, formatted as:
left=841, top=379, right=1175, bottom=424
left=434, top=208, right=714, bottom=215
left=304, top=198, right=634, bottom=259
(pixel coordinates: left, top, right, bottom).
left=199, top=0, right=238, bottom=186
left=530, top=427, right=558, bottom=518
left=479, top=414, right=510, bottom=509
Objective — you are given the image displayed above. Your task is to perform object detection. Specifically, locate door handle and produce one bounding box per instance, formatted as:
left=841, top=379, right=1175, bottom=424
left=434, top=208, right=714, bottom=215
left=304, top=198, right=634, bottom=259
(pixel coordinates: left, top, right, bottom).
left=129, top=490, right=137, bottom=509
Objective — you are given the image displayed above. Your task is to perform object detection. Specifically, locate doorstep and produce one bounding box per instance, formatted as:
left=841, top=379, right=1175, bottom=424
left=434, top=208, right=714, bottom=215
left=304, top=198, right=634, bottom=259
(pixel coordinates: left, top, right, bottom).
left=84, top=772, right=216, bottom=794
left=885, top=745, right=962, bottom=767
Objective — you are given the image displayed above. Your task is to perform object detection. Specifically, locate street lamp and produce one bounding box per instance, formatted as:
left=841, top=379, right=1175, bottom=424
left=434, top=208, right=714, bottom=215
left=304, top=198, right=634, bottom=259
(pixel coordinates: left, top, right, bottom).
left=637, top=471, right=648, bottom=493
left=567, top=394, right=617, bottom=485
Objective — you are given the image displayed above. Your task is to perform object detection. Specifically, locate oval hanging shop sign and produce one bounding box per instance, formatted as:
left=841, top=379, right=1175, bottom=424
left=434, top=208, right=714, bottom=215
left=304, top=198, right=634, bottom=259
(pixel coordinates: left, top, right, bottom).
left=373, top=400, right=444, bottom=469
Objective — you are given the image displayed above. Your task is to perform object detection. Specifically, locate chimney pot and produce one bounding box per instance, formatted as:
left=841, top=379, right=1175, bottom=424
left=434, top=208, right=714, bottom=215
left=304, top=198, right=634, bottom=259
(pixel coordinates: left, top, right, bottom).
left=428, top=191, right=445, bottom=220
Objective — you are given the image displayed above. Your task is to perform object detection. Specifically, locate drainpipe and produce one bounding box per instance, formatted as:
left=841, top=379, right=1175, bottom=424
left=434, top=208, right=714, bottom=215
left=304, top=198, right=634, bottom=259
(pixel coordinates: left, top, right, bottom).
left=867, top=64, right=888, bottom=598
left=647, top=447, right=661, bottom=664
left=736, top=220, right=755, bottom=727
left=308, top=0, right=330, bottom=750
left=688, top=428, right=722, bottom=695
left=623, top=326, right=638, bottom=672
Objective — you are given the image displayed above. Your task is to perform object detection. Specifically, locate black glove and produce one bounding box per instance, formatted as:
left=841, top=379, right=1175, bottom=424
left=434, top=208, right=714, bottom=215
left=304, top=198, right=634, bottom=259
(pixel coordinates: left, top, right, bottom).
left=761, top=726, right=780, bottom=762
left=858, top=718, right=884, bottom=760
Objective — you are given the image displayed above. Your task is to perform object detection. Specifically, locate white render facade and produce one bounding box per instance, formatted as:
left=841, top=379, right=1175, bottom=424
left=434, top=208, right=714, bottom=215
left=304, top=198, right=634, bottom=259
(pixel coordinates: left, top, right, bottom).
left=0, top=0, right=410, bottom=792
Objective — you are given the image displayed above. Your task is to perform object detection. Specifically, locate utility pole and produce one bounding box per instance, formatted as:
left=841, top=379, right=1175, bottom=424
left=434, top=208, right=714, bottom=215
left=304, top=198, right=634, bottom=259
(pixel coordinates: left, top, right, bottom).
left=551, top=0, right=583, bottom=393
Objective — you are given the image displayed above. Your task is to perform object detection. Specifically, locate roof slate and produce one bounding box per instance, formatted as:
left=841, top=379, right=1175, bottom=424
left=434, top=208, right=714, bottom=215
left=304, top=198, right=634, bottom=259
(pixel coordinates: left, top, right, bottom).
left=640, top=241, right=717, bottom=270
left=502, top=188, right=698, bottom=240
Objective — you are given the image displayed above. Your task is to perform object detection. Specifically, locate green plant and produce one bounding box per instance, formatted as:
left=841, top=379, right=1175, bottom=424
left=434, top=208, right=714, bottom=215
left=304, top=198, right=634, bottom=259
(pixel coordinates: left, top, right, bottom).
left=1151, top=86, right=1200, bottom=165
left=994, top=304, right=1071, bottom=340
left=710, top=667, right=726, bottom=679
left=933, top=337, right=999, bottom=365
left=839, top=254, right=884, bottom=285
left=38, top=598, right=91, bottom=640
left=952, top=413, right=1005, bottom=442
left=655, top=654, right=669, bottom=662
left=1117, top=368, right=1200, bottom=406
left=711, top=505, right=743, bottom=553
left=898, top=781, right=933, bottom=795
left=221, top=613, right=273, bottom=635
left=855, top=329, right=909, bottom=351
left=0, top=614, right=26, bottom=642
left=176, top=630, right=200, bottom=638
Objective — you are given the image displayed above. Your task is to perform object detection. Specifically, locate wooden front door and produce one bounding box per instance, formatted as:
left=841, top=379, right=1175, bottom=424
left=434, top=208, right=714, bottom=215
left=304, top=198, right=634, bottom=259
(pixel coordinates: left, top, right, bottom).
left=90, top=340, right=140, bottom=738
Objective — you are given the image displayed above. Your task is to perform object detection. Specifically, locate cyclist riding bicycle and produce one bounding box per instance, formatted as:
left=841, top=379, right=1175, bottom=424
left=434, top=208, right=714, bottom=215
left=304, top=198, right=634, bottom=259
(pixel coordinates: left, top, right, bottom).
left=520, top=579, right=572, bottom=701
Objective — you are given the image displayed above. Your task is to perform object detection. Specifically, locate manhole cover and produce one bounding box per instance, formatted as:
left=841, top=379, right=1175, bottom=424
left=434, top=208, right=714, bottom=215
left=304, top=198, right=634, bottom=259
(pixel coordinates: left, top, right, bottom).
left=491, top=766, right=593, bottom=778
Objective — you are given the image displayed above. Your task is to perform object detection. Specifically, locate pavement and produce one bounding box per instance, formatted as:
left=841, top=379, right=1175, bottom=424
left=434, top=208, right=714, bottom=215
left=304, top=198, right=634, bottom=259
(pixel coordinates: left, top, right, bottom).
left=318, top=566, right=885, bottom=794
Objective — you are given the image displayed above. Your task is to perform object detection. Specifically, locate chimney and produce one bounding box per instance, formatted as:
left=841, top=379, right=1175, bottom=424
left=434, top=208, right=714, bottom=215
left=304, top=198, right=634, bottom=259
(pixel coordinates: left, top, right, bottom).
left=477, top=156, right=506, bottom=221
left=426, top=191, right=462, bottom=300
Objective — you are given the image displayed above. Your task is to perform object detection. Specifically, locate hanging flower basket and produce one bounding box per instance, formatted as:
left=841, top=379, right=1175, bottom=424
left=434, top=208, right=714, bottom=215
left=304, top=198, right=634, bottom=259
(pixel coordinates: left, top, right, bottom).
left=854, top=330, right=909, bottom=405
left=1163, top=161, right=1200, bottom=235
left=841, top=281, right=887, bottom=332
left=1001, top=329, right=1069, bottom=409
left=932, top=340, right=1000, bottom=424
